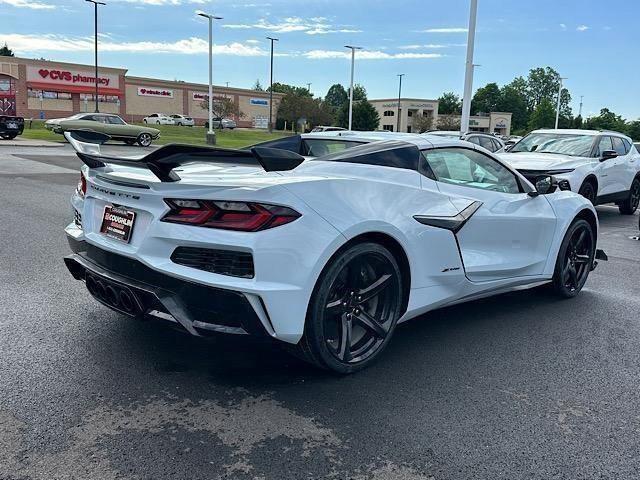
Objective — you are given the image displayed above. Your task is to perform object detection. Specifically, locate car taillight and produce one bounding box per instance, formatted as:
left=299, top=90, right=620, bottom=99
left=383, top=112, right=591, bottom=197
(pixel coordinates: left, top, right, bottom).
left=161, top=199, right=301, bottom=231
left=76, top=173, right=87, bottom=198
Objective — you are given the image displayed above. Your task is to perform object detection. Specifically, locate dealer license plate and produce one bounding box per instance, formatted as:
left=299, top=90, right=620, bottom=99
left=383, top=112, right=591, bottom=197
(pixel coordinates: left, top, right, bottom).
left=6, top=122, right=18, bottom=129
left=100, top=205, right=136, bottom=243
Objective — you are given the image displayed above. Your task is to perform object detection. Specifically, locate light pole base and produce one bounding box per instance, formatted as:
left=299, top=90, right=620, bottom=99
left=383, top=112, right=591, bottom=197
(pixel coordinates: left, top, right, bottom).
left=206, top=131, right=217, bottom=145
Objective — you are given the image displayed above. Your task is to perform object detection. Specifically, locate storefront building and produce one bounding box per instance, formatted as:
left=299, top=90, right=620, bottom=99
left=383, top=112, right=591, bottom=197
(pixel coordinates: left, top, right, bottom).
left=371, top=97, right=512, bottom=136
left=0, top=56, right=282, bottom=128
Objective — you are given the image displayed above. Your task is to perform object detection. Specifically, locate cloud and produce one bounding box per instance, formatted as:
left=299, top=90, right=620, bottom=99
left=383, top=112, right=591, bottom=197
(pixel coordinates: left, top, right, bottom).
left=576, top=25, right=589, bottom=31
left=398, top=43, right=465, bottom=50
left=302, top=49, right=443, bottom=60
left=223, top=16, right=361, bottom=35
left=0, top=33, right=267, bottom=56
left=421, top=27, right=468, bottom=33
left=110, top=0, right=209, bottom=4
left=0, top=0, right=53, bottom=9
left=559, top=23, right=567, bottom=30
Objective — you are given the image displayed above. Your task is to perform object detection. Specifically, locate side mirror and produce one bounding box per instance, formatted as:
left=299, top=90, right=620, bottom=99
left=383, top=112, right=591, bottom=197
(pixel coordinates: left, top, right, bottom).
left=528, top=175, right=558, bottom=196
left=601, top=150, right=618, bottom=161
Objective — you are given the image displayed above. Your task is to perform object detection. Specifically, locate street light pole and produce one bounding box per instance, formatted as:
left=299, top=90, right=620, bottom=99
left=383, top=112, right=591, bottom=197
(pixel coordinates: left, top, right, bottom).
left=198, top=11, right=222, bottom=145
left=344, top=45, right=362, bottom=131
left=266, top=36, right=278, bottom=133
left=555, top=77, right=567, bottom=129
left=86, top=0, right=105, bottom=114
left=306, top=82, right=311, bottom=93
left=460, top=0, right=478, bottom=136
left=396, top=73, right=404, bottom=132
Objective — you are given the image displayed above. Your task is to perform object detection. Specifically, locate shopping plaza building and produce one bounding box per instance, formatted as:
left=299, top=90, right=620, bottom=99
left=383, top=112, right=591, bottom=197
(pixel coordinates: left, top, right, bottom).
left=0, top=56, right=282, bottom=128
left=370, top=98, right=513, bottom=136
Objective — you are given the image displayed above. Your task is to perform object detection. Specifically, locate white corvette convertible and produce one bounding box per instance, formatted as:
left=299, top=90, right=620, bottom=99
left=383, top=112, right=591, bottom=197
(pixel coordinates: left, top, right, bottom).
left=63, top=131, right=606, bottom=373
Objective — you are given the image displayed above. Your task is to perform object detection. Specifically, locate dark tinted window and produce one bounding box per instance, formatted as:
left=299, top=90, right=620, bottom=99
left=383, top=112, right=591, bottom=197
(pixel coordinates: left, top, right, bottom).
left=303, top=139, right=365, bottom=157
left=466, top=136, right=481, bottom=146
left=612, top=136, right=627, bottom=155
left=248, top=135, right=303, bottom=154
left=318, top=141, right=420, bottom=171
left=479, top=136, right=496, bottom=151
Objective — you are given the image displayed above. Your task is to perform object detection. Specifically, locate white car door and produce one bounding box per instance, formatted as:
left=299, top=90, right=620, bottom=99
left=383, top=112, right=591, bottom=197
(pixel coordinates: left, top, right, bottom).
left=422, top=146, right=557, bottom=282
left=594, top=135, right=623, bottom=196
left=610, top=136, right=636, bottom=194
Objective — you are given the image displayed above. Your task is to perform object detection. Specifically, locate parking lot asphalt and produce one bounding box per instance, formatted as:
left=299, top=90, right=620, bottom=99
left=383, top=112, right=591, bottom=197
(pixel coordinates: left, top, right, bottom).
left=1, top=144, right=640, bottom=480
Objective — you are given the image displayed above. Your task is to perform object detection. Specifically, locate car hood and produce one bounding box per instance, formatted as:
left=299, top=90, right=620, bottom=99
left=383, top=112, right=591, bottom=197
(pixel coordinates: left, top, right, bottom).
left=498, top=152, right=590, bottom=171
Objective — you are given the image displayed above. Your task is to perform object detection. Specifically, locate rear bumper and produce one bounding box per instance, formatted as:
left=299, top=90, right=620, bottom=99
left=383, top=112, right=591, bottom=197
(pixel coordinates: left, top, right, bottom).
left=65, top=237, right=273, bottom=338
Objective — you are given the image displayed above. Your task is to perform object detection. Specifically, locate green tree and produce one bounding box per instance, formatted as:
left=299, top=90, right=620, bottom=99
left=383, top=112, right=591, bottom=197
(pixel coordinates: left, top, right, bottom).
left=437, top=92, right=462, bottom=115
left=471, top=82, right=501, bottom=115
left=0, top=43, right=14, bottom=56
left=269, top=82, right=312, bottom=97
left=351, top=84, right=367, bottom=101
left=497, top=84, right=528, bottom=131
left=584, top=108, right=627, bottom=132
left=573, top=114, right=583, bottom=129
left=252, top=79, right=264, bottom=91
left=325, top=84, right=348, bottom=110
left=528, top=98, right=556, bottom=130
left=626, top=120, right=640, bottom=141
left=336, top=99, right=380, bottom=130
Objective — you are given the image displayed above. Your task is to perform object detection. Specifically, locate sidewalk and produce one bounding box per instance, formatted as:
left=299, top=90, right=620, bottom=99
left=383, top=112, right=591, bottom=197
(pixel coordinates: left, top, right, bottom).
left=0, top=137, right=64, bottom=148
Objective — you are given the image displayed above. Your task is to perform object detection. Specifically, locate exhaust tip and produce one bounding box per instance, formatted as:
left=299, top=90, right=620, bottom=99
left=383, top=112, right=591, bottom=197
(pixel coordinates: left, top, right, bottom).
left=105, top=285, right=120, bottom=308
left=119, top=290, right=135, bottom=313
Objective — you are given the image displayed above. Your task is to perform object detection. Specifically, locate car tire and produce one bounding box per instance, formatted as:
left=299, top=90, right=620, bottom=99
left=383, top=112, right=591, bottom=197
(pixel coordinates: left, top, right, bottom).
left=1, top=133, right=17, bottom=140
left=551, top=218, right=595, bottom=298
left=618, top=178, right=640, bottom=215
left=578, top=180, right=597, bottom=204
left=137, top=133, right=153, bottom=147
left=176, top=122, right=182, bottom=127
left=143, top=119, right=147, bottom=124
left=288, top=242, right=404, bottom=374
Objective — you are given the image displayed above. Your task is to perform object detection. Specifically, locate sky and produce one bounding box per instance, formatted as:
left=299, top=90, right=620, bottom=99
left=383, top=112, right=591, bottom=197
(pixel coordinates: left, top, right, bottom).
left=1, top=0, right=638, bottom=119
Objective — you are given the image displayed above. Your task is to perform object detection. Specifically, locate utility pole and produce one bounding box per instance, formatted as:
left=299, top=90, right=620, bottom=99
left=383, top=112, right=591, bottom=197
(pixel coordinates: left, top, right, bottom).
left=460, top=0, right=478, bottom=135
left=396, top=74, right=404, bottom=132
left=579, top=95, right=584, bottom=117
left=86, top=0, right=105, bottom=113
left=198, top=11, right=223, bottom=145
left=306, top=83, right=312, bottom=93
left=266, top=37, right=278, bottom=133
left=555, top=77, right=567, bottom=129
left=344, top=45, right=362, bottom=130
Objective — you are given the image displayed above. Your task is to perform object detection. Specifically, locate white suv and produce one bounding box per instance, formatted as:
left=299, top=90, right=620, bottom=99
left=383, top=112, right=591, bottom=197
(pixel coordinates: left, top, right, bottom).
left=501, top=129, right=640, bottom=214
left=142, top=113, right=174, bottom=125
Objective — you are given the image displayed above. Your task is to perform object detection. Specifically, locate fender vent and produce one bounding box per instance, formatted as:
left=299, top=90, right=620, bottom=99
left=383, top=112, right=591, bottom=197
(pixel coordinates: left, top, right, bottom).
left=171, top=247, right=254, bottom=278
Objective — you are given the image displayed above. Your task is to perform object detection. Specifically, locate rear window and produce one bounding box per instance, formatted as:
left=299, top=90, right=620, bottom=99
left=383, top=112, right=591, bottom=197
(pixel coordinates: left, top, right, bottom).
left=303, top=139, right=365, bottom=157
left=315, top=141, right=420, bottom=171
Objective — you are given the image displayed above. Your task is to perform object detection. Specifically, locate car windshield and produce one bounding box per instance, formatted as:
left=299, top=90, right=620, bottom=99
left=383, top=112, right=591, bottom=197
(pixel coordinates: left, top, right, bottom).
left=510, top=133, right=594, bottom=157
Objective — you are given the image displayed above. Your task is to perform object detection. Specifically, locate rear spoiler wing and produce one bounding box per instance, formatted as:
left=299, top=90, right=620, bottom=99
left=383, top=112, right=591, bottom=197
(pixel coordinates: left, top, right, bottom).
left=64, top=130, right=305, bottom=182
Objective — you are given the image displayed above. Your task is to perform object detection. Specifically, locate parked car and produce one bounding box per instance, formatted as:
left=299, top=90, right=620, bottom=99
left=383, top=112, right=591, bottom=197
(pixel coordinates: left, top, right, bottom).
left=424, top=131, right=505, bottom=153
left=143, top=113, right=174, bottom=125
left=204, top=117, right=236, bottom=129
left=169, top=114, right=194, bottom=127
left=45, top=113, right=160, bottom=147
left=0, top=115, right=24, bottom=140
left=64, top=130, right=604, bottom=373
left=501, top=129, right=640, bottom=214
left=504, top=135, right=523, bottom=151
left=310, top=126, right=347, bottom=133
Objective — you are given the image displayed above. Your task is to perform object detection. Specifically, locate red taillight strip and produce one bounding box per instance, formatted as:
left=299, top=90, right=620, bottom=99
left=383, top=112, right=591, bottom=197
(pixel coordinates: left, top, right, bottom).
left=161, top=199, right=300, bottom=232
left=76, top=173, right=87, bottom=198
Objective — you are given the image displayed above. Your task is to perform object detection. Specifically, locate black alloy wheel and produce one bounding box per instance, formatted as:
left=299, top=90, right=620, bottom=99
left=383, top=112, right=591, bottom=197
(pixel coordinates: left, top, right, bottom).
left=552, top=219, right=595, bottom=298
left=578, top=181, right=596, bottom=204
left=291, top=242, right=403, bottom=373
left=619, top=178, right=640, bottom=215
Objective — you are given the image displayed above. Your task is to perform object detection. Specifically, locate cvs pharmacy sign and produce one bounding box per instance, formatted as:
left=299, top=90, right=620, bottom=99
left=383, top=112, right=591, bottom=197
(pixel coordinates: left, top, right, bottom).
left=27, top=66, right=118, bottom=88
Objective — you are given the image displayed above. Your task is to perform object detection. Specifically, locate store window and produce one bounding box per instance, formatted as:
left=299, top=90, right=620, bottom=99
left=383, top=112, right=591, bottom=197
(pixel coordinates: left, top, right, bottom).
left=28, top=89, right=72, bottom=100
left=80, top=94, right=120, bottom=104
left=0, top=75, right=16, bottom=95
